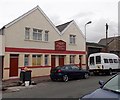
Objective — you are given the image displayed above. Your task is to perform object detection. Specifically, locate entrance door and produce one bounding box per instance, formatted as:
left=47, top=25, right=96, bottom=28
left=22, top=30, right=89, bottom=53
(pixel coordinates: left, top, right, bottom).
left=10, top=54, right=19, bottom=77
left=51, top=55, right=56, bottom=67
left=59, top=55, right=64, bottom=66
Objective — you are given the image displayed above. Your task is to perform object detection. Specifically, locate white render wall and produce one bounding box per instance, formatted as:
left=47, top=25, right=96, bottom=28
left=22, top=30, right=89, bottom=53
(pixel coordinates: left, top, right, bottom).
left=0, top=35, right=5, bottom=56
left=5, top=9, right=60, bottom=50
left=60, top=22, right=85, bottom=51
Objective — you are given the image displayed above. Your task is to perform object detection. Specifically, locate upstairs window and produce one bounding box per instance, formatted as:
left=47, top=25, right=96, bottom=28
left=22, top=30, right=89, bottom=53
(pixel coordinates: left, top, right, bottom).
left=25, top=27, right=30, bottom=40
left=70, top=35, right=76, bottom=44
left=33, top=29, right=42, bottom=40
left=44, top=31, right=49, bottom=41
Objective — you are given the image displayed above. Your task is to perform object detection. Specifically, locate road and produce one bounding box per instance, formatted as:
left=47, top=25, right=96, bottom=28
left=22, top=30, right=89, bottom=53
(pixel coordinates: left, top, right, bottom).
left=2, top=75, right=111, bottom=99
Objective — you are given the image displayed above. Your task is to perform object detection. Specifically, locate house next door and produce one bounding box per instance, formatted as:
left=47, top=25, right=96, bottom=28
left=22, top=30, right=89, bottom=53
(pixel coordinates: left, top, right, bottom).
left=10, top=54, right=19, bottom=77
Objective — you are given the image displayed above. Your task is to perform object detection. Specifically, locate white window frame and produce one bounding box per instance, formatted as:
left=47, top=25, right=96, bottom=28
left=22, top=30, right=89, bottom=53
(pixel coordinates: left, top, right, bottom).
left=45, top=55, right=49, bottom=65
left=25, top=27, right=30, bottom=40
left=24, top=54, right=29, bottom=66
left=70, top=55, right=75, bottom=64
left=33, top=28, right=42, bottom=40
left=44, top=31, right=49, bottom=41
left=70, top=35, right=76, bottom=44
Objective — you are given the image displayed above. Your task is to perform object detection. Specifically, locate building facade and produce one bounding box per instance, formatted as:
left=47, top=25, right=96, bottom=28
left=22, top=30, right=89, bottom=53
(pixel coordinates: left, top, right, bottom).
left=0, top=6, right=86, bottom=80
left=98, top=36, right=120, bottom=57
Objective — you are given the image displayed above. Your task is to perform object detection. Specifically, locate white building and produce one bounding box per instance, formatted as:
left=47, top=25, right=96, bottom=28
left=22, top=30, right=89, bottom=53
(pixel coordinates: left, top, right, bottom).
left=0, top=6, right=86, bottom=80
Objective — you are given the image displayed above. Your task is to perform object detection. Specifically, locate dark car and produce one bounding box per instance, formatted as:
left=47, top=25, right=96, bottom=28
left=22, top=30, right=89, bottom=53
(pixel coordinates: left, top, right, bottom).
left=50, top=64, right=89, bottom=82
left=80, top=73, right=120, bottom=100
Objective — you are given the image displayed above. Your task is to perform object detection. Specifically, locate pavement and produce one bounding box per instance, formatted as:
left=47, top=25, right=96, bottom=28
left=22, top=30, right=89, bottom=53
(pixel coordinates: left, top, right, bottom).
left=2, top=75, right=50, bottom=91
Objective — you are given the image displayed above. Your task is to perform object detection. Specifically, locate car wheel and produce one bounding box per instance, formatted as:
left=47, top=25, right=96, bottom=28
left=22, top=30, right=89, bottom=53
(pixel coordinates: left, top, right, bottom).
left=63, top=75, right=69, bottom=82
left=84, top=73, right=89, bottom=79
left=51, top=78, right=56, bottom=81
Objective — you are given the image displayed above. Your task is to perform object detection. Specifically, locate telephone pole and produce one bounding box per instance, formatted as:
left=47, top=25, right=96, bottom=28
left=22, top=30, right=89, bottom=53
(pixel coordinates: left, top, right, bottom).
left=106, top=23, right=108, bottom=53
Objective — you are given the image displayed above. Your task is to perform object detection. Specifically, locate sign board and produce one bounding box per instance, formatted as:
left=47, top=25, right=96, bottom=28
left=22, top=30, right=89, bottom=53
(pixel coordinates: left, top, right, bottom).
left=55, top=40, right=66, bottom=51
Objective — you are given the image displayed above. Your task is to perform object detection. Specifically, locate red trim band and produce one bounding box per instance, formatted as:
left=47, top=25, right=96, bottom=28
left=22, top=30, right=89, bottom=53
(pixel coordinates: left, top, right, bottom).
left=5, top=47, right=86, bottom=54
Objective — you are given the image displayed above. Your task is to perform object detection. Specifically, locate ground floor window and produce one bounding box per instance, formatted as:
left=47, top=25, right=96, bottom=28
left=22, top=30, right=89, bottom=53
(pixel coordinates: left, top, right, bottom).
left=70, top=55, right=75, bottom=64
left=24, top=54, right=29, bottom=66
left=45, top=55, right=49, bottom=65
left=32, top=55, right=41, bottom=66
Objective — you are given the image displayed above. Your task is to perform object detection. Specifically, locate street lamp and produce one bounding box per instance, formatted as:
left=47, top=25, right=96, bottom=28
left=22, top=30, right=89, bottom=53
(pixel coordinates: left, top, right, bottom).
left=85, top=21, right=92, bottom=70
left=85, top=21, right=92, bottom=40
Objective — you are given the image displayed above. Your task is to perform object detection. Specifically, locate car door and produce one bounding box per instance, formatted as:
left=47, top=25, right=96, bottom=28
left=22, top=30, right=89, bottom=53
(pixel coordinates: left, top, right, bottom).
left=63, top=66, right=73, bottom=79
left=71, top=65, right=80, bottom=78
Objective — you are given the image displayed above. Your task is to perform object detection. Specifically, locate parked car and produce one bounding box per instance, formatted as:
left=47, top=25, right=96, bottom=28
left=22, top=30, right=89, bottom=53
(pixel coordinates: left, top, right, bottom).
left=80, top=73, right=120, bottom=100
left=50, top=64, right=89, bottom=82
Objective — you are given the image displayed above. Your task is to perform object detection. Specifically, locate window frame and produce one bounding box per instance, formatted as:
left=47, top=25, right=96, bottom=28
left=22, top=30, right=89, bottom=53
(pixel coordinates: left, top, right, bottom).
left=33, top=28, right=42, bottom=41
left=70, top=55, right=75, bottom=64
left=69, top=35, right=76, bottom=44
left=24, top=54, right=29, bottom=66
left=45, top=55, right=49, bottom=66
left=25, top=27, right=30, bottom=40
left=44, top=31, right=49, bottom=41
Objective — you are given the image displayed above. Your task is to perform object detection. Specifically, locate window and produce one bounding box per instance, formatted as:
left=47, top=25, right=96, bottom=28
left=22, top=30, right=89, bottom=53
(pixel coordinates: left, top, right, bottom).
left=25, top=27, right=30, bottom=39
left=44, top=31, right=49, bottom=41
left=70, top=35, right=76, bottom=44
left=96, top=56, right=101, bottom=64
left=104, top=59, right=109, bottom=63
left=71, top=66, right=79, bottom=70
left=113, top=59, right=118, bottom=63
left=109, top=59, right=113, bottom=63
left=45, top=55, right=49, bottom=65
left=33, top=29, right=42, bottom=40
left=24, top=55, right=29, bottom=66
left=70, top=55, right=75, bottom=64
left=90, top=57, right=94, bottom=65
left=32, top=55, right=41, bottom=66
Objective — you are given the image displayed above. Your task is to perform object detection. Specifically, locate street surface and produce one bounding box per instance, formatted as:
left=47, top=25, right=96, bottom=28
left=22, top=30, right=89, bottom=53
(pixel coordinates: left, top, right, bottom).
left=2, top=75, right=111, bottom=98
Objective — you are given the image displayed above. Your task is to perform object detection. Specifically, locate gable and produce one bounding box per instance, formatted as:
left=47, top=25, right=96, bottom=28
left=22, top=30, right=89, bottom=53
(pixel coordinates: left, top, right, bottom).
left=4, top=6, right=60, bottom=35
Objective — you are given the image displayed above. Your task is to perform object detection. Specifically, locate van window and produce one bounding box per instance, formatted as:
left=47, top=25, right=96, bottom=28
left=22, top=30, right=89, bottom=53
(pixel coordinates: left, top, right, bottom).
left=96, top=56, right=101, bottom=64
left=109, top=59, right=113, bottom=63
left=90, top=57, right=94, bottom=65
left=113, top=59, right=118, bottom=63
left=104, top=59, right=109, bottom=63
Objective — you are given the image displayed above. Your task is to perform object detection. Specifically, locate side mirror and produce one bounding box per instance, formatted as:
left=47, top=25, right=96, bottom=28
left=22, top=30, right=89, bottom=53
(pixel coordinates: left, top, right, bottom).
left=99, top=80, right=104, bottom=88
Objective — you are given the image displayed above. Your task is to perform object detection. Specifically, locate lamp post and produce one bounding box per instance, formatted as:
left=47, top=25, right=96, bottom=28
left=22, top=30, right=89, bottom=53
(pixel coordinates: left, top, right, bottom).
left=85, top=21, right=92, bottom=70
left=85, top=21, right=92, bottom=40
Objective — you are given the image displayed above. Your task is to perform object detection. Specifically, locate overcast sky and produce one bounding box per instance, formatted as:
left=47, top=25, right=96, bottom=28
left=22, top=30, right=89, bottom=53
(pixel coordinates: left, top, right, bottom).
left=0, top=0, right=119, bottom=42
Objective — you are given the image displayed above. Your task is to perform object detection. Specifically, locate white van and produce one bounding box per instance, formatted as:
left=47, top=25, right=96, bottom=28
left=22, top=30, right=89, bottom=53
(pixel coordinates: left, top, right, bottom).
left=88, top=53, right=120, bottom=75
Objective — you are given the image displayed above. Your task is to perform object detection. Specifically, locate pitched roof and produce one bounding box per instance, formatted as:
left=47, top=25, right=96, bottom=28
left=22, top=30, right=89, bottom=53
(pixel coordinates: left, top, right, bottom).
left=98, top=36, right=120, bottom=45
left=56, top=20, right=73, bottom=32
left=2, top=5, right=61, bottom=35
left=87, top=42, right=106, bottom=48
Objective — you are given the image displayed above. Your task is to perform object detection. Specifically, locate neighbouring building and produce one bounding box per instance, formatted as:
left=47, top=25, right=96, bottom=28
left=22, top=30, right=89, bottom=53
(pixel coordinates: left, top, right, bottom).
left=0, top=6, right=86, bottom=80
left=86, top=42, right=106, bottom=57
left=98, top=36, right=120, bottom=57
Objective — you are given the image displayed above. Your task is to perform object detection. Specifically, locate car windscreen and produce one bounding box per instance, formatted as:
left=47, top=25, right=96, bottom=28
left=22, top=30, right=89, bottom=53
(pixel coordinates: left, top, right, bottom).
left=103, top=74, right=120, bottom=93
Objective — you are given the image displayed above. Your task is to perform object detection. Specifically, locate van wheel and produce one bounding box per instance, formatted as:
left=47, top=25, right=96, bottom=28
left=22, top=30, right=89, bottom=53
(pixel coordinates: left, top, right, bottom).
left=106, top=69, right=112, bottom=75
left=63, top=75, right=68, bottom=82
left=109, top=69, right=113, bottom=75
left=84, top=73, right=89, bottom=79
